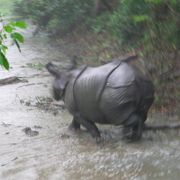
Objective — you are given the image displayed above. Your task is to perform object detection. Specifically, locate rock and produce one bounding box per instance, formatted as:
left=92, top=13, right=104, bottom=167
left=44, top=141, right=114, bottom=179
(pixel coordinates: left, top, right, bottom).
left=22, top=127, right=39, bottom=137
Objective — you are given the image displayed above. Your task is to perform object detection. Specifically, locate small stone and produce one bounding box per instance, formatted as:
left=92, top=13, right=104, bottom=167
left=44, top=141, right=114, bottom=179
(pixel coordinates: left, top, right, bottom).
left=60, top=133, right=70, bottom=139
left=25, top=102, right=31, bottom=106
left=33, top=125, right=42, bottom=129
left=20, top=99, right=24, bottom=104
left=22, top=127, right=39, bottom=137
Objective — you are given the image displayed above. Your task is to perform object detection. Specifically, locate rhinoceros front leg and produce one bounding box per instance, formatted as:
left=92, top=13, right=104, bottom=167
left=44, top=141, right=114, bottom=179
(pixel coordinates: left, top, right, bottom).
left=69, top=117, right=81, bottom=131
left=73, top=113, right=101, bottom=140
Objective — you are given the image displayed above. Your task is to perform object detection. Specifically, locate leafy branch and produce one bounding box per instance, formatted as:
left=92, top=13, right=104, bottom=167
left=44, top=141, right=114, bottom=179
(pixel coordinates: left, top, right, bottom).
left=0, top=15, right=27, bottom=70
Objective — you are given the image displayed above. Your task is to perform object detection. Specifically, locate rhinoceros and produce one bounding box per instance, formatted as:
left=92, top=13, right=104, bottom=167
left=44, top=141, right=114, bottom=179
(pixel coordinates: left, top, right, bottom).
left=46, top=55, right=154, bottom=142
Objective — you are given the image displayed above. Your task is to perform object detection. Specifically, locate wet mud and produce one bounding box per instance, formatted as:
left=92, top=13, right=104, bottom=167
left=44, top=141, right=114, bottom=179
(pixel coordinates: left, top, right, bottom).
left=0, top=27, right=180, bottom=180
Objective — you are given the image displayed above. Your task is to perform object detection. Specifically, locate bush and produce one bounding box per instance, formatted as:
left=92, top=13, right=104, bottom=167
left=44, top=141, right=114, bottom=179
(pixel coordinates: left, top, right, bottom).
left=14, top=0, right=94, bottom=33
left=15, top=0, right=180, bottom=49
left=92, top=0, right=180, bottom=49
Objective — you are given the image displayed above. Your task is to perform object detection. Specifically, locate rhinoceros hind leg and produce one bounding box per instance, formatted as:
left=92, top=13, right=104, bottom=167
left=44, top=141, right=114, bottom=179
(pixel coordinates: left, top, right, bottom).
left=69, top=118, right=81, bottom=131
left=131, top=117, right=143, bottom=141
left=123, top=114, right=143, bottom=141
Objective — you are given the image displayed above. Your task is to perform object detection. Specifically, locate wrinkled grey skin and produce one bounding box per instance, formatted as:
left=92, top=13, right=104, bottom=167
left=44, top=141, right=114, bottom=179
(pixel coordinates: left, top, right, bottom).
left=46, top=56, right=154, bottom=142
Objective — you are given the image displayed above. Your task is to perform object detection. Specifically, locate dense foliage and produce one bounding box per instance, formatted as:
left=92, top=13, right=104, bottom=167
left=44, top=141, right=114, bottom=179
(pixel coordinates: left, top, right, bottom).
left=14, top=0, right=94, bottom=33
left=15, top=0, right=180, bottom=49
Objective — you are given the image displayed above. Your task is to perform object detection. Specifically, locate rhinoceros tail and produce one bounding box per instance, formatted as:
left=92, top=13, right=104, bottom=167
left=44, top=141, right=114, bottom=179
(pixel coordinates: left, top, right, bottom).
left=46, top=62, right=61, bottom=78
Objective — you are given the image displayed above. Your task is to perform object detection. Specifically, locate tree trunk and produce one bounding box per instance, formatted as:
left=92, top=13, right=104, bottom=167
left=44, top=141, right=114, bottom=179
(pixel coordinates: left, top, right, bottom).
left=94, top=0, right=113, bottom=16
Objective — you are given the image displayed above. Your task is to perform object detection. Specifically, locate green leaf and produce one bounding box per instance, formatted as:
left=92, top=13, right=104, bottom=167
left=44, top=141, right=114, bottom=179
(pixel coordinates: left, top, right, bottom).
left=2, top=34, right=7, bottom=39
left=11, top=32, right=24, bottom=43
left=0, top=45, right=8, bottom=54
left=170, top=0, right=177, bottom=6
left=14, top=21, right=27, bottom=29
left=132, top=15, right=149, bottom=23
left=0, top=52, right=9, bottom=70
left=4, top=25, right=13, bottom=33
left=14, top=40, right=21, bottom=52
left=145, top=0, right=163, bottom=4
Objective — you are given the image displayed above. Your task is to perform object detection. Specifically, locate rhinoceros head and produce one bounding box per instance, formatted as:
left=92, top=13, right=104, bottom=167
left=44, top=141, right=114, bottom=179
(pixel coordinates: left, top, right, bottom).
left=46, top=62, right=70, bottom=100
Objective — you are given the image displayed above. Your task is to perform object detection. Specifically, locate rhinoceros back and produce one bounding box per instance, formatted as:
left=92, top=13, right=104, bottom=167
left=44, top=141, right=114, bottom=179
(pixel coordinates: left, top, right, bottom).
left=73, top=63, right=119, bottom=123
left=99, top=62, right=138, bottom=124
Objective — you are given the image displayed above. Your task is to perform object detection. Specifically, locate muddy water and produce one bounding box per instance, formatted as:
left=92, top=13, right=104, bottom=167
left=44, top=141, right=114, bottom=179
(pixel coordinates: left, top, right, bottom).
left=0, top=27, right=180, bottom=180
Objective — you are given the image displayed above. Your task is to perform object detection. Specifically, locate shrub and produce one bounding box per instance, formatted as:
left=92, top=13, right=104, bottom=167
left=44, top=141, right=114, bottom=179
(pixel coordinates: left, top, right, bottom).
left=14, top=0, right=94, bottom=33
left=15, top=0, right=180, bottom=50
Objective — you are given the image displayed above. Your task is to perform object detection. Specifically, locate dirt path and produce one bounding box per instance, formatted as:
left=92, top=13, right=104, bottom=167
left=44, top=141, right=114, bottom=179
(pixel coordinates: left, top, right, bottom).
left=0, top=27, right=180, bottom=180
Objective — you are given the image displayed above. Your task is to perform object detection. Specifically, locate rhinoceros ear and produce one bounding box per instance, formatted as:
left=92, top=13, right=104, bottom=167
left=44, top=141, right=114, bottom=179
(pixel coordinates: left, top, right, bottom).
left=46, top=62, right=61, bottom=78
left=68, top=56, right=78, bottom=70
